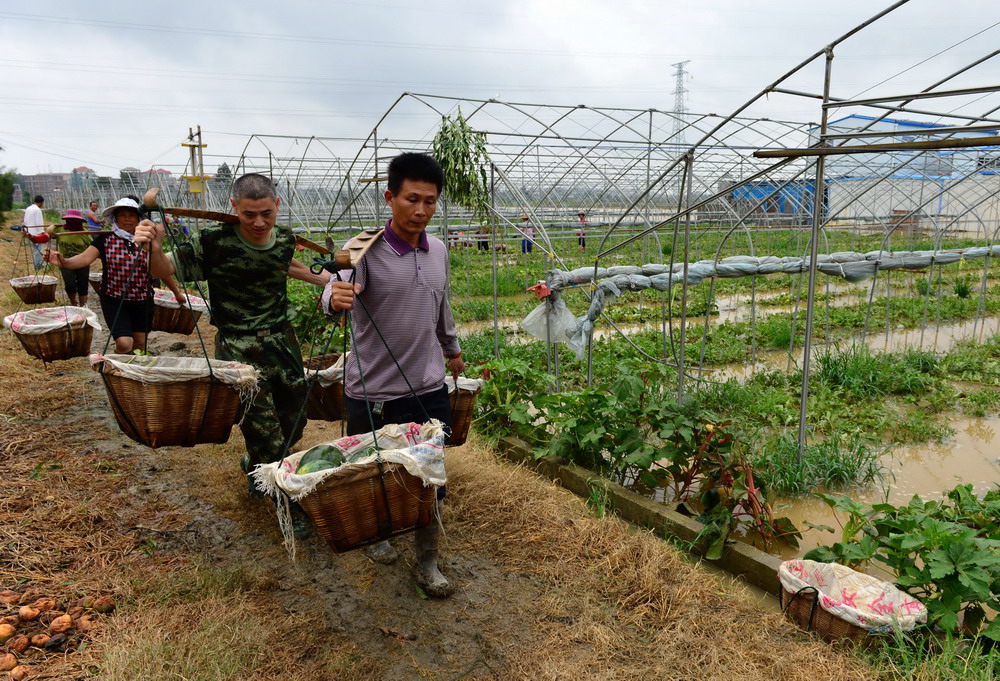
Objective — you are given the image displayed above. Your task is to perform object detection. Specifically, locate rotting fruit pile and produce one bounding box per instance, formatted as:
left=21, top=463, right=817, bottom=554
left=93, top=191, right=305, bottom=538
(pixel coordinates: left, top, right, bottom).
left=0, top=589, right=115, bottom=679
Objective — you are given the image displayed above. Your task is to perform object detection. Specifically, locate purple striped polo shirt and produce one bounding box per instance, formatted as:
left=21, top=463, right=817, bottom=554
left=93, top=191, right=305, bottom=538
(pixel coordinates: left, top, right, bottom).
left=322, top=222, right=460, bottom=401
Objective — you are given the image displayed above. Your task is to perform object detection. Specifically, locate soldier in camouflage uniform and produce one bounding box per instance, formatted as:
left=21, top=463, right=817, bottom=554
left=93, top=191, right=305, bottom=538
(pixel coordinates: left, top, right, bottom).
left=135, top=174, right=330, bottom=533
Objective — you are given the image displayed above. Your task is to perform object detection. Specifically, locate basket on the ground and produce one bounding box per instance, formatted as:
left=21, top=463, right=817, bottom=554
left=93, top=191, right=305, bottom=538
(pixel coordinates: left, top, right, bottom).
left=445, top=375, right=484, bottom=446
left=9, top=275, right=58, bottom=304
left=151, top=289, right=209, bottom=335
left=4, top=306, right=100, bottom=362
left=88, top=271, right=102, bottom=293
left=91, top=354, right=259, bottom=448
left=778, top=559, right=926, bottom=643
left=253, top=421, right=446, bottom=555
left=304, top=352, right=346, bottom=421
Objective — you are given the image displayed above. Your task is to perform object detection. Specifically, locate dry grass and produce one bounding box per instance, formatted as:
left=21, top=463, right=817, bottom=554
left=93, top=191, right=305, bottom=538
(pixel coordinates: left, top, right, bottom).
left=444, top=439, right=878, bottom=681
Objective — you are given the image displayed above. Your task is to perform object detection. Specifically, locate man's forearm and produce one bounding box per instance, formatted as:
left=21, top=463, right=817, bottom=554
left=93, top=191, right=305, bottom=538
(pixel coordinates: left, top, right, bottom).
left=148, top=248, right=177, bottom=280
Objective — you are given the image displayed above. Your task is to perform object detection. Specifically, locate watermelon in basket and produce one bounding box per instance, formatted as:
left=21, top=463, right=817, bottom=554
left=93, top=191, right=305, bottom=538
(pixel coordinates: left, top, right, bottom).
left=252, top=421, right=446, bottom=558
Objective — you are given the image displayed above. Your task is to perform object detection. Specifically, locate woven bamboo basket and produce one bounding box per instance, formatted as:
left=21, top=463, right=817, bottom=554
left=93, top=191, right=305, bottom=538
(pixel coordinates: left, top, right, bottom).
left=299, top=461, right=436, bottom=553
left=10, top=276, right=57, bottom=304
left=151, top=302, right=202, bottom=335
left=304, top=353, right=346, bottom=421
left=96, top=363, right=243, bottom=448
left=447, top=384, right=479, bottom=446
left=13, top=320, right=93, bottom=363
left=780, top=586, right=871, bottom=644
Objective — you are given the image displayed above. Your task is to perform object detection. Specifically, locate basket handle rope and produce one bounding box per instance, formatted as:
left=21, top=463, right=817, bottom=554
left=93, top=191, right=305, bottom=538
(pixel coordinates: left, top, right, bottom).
left=781, top=585, right=821, bottom=633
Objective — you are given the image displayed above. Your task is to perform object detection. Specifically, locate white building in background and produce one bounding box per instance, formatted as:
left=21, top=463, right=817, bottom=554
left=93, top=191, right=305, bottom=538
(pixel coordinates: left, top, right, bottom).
left=813, top=115, right=1000, bottom=235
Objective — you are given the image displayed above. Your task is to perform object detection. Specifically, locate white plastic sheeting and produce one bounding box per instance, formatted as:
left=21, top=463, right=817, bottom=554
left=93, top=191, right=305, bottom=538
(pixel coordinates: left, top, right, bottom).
left=528, top=245, right=1000, bottom=359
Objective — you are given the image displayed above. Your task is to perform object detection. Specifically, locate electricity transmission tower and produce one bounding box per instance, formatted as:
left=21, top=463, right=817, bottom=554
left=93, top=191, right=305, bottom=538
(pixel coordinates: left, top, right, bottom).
left=671, top=60, right=690, bottom=145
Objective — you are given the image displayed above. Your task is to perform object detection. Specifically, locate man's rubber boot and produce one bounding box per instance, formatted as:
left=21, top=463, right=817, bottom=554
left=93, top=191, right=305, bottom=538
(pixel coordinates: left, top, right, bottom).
left=240, top=455, right=266, bottom=499
left=413, top=515, right=452, bottom=598
left=289, top=502, right=312, bottom=540
left=362, top=540, right=399, bottom=565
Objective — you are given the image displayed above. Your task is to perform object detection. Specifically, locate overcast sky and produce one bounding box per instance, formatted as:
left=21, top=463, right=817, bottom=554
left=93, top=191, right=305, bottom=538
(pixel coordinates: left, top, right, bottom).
left=1, top=0, right=997, bottom=176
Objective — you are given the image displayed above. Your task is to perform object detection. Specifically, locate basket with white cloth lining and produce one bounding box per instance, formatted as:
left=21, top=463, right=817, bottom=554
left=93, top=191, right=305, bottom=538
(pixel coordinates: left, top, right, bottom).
left=778, top=559, right=926, bottom=643
left=90, top=353, right=259, bottom=448
left=10, top=275, right=58, bottom=304
left=150, top=289, right=209, bottom=335
left=252, top=420, right=445, bottom=558
left=4, top=306, right=100, bottom=362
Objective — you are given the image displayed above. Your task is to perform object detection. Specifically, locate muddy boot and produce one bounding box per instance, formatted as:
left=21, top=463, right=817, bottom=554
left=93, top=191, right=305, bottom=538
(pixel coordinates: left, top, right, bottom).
left=413, top=515, right=452, bottom=598
left=240, top=455, right=265, bottom=499
left=362, top=540, right=399, bottom=565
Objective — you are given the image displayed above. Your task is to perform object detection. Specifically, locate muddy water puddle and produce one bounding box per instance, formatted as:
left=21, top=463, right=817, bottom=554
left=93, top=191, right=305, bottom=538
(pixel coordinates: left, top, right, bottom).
left=771, top=416, right=1000, bottom=561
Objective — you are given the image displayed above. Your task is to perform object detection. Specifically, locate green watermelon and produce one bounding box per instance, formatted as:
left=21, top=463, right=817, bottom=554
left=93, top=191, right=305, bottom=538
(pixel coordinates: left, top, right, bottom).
left=296, top=459, right=339, bottom=475
left=296, top=444, right=345, bottom=472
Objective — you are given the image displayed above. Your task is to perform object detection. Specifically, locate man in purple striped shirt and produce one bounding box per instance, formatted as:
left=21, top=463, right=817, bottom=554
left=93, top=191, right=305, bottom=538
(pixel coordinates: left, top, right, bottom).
left=324, top=152, right=464, bottom=597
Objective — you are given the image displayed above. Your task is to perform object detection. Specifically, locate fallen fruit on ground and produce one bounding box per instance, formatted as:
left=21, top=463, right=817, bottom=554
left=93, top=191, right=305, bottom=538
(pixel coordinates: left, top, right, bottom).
left=10, top=665, right=30, bottom=681
left=16, top=608, right=38, bottom=623
left=0, top=654, right=16, bottom=672
left=92, top=596, right=115, bottom=614
left=42, top=634, right=66, bottom=652
left=28, top=634, right=48, bottom=648
left=29, top=599, right=54, bottom=613
left=0, top=624, right=13, bottom=644
left=0, top=592, right=17, bottom=607
left=8, top=635, right=29, bottom=653
left=48, top=615, right=72, bottom=634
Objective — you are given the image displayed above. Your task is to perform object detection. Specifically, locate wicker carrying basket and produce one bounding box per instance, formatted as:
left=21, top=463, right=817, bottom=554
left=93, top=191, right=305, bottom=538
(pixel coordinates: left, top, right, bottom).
left=304, top=353, right=346, bottom=421
left=14, top=320, right=93, bottom=363
left=447, top=385, right=477, bottom=447
left=299, top=461, right=436, bottom=553
left=10, top=277, right=57, bottom=304
left=151, top=302, right=202, bottom=335
left=780, top=585, right=870, bottom=644
left=96, top=364, right=243, bottom=448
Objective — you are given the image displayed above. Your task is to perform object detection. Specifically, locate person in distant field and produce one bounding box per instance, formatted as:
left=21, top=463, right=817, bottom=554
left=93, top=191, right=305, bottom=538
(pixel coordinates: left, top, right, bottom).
left=477, top=226, right=489, bottom=252
left=325, top=152, right=463, bottom=598
left=519, top=214, right=534, bottom=254
left=45, top=197, right=186, bottom=354
left=85, top=201, right=105, bottom=231
left=46, top=209, right=92, bottom=307
left=23, top=195, right=48, bottom=271
left=134, top=173, right=331, bottom=538
left=576, top=211, right=587, bottom=251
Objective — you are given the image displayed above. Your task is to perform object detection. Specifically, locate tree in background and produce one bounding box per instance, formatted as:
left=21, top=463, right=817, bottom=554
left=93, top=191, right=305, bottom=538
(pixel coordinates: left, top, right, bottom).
left=0, top=166, right=19, bottom=224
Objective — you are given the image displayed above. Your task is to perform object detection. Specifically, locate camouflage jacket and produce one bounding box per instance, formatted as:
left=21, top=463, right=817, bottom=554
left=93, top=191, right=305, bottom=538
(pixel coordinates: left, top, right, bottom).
left=169, top=222, right=294, bottom=334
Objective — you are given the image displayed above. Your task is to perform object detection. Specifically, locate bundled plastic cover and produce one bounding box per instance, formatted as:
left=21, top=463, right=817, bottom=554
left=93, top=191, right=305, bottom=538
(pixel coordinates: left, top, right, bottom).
left=445, top=375, right=485, bottom=393
left=89, top=353, right=259, bottom=389
left=4, top=306, right=101, bottom=335
left=153, top=288, right=209, bottom=311
left=89, top=271, right=102, bottom=283
left=779, top=559, right=927, bottom=634
left=521, top=297, right=578, bottom=342
left=305, top=352, right=347, bottom=388
left=9, top=275, right=58, bottom=289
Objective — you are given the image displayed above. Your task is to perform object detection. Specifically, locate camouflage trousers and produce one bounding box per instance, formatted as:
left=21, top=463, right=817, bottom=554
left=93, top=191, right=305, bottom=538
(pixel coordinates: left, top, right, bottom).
left=216, top=328, right=307, bottom=468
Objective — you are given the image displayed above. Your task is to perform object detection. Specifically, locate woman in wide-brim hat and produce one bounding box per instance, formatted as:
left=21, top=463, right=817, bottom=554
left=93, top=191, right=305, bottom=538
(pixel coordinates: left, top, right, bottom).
left=45, top=198, right=185, bottom=353
left=45, top=209, right=92, bottom=307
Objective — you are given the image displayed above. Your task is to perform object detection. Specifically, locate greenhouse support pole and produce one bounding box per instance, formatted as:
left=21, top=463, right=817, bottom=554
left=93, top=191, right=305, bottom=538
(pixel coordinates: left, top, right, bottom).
left=491, top=164, right=500, bottom=358
left=677, top=151, right=695, bottom=400
left=797, top=47, right=834, bottom=463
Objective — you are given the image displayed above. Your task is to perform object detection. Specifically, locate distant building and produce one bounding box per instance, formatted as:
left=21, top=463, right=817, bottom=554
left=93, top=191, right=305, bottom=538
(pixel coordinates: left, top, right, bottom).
left=21, top=173, right=70, bottom=199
